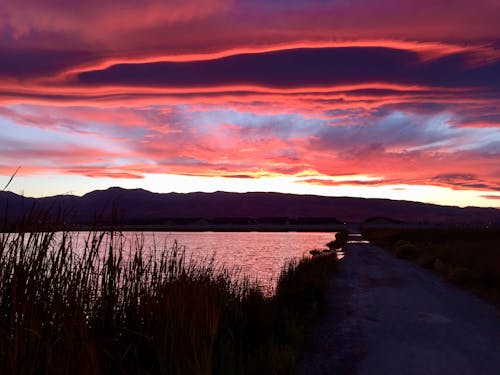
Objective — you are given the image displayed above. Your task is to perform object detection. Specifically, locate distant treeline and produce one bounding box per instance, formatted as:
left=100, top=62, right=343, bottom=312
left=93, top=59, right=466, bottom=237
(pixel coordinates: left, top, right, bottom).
left=124, top=216, right=344, bottom=226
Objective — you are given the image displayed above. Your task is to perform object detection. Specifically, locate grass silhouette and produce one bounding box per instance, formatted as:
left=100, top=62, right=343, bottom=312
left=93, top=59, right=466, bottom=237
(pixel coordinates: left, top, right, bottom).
left=0, top=228, right=341, bottom=374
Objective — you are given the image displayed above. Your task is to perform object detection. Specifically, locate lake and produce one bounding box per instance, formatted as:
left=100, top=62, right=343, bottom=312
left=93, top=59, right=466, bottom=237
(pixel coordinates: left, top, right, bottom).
left=98, top=231, right=337, bottom=291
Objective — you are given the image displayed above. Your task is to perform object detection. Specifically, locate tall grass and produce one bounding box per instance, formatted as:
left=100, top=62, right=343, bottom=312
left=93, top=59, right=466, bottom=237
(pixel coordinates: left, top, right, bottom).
left=364, top=227, right=500, bottom=306
left=0, top=229, right=338, bottom=374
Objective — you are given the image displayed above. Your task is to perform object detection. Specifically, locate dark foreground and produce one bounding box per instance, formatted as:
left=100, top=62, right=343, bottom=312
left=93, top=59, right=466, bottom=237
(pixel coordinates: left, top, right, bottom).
left=300, top=234, right=500, bottom=374
left=0, top=230, right=340, bottom=374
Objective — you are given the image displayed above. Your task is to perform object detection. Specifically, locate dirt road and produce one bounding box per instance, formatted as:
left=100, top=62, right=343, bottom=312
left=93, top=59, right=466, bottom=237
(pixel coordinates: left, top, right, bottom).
left=300, top=234, right=500, bottom=375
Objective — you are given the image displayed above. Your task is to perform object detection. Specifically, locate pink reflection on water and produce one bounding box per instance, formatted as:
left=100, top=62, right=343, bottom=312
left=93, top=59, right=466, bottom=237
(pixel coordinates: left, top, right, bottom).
left=347, top=233, right=370, bottom=244
left=52, top=231, right=337, bottom=294
left=127, top=231, right=336, bottom=292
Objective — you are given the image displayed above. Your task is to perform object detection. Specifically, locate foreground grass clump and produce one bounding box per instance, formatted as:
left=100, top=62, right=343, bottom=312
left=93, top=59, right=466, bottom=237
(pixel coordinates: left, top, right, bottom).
left=364, top=227, right=500, bottom=305
left=0, top=230, right=337, bottom=375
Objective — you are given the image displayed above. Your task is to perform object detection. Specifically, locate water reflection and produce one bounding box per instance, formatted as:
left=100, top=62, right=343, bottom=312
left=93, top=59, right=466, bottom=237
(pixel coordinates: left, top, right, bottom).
left=347, top=233, right=370, bottom=244
left=70, top=231, right=337, bottom=292
left=336, top=249, right=345, bottom=259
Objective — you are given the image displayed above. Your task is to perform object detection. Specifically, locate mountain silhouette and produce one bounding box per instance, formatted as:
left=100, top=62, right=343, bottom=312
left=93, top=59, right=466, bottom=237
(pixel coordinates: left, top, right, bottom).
left=0, top=187, right=499, bottom=226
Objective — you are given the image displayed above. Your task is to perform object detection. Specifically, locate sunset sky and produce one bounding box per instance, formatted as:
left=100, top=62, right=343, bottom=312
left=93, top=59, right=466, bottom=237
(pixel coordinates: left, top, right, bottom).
left=1, top=0, right=499, bottom=207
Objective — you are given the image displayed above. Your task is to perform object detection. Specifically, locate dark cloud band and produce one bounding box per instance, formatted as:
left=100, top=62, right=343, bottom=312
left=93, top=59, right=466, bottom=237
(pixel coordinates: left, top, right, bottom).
left=78, top=47, right=500, bottom=90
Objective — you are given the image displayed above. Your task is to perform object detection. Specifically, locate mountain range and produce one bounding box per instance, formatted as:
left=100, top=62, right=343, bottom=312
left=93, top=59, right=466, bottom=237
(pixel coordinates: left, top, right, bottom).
left=0, top=187, right=499, bottom=227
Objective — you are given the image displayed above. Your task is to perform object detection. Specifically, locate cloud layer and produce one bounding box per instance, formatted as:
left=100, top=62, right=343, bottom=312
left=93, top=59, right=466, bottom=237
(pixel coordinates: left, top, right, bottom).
left=0, top=0, right=499, bottom=204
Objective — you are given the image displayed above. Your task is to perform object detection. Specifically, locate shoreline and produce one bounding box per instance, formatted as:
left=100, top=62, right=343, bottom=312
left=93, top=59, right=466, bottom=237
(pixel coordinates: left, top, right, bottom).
left=1, top=224, right=347, bottom=233
left=4, top=222, right=497, bottom=233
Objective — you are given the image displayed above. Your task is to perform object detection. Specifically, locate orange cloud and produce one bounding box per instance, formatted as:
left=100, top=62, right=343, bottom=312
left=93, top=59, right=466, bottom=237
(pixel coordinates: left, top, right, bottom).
left=0, top=1, right=498, bottom=204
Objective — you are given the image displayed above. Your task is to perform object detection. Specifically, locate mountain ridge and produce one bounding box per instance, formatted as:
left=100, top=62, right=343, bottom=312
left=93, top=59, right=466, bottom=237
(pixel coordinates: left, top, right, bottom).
left=1, top=187, right=499, bottom=225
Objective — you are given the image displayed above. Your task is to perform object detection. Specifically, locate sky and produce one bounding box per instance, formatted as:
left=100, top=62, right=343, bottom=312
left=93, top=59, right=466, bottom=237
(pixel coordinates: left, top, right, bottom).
left=0, top=0, right=499, bottom=207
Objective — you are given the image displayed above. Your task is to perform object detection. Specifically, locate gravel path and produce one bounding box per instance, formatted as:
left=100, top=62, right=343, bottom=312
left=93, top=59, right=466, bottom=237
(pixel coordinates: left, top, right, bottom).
left=300, top=234, right=500, bottom=375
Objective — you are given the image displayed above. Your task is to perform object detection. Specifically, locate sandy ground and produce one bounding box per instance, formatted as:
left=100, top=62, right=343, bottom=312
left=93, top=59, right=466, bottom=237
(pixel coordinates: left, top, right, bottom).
left=300, top=234, right=500, bottom=375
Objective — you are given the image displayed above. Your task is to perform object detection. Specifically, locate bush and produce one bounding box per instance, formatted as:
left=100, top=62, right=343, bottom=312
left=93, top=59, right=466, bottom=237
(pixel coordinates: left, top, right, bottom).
left=326, top=230, right=348, bottom=250
left=417, top=253, right=437, bottom=269
left=449, top=267, right=481, bottom=285
left=394, top=241, right=419, bottom=259
left=433, top=258, right=451, bottom=277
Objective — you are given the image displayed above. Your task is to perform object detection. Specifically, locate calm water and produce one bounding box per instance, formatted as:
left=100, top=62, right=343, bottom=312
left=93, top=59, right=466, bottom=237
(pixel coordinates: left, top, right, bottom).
left=111, top=231, right=336, bottom=290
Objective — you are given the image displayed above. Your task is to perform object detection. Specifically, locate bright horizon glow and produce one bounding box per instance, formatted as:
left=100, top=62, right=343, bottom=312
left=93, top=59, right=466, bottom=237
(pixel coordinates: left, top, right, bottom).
left=3, top=174, right=499, bottom=209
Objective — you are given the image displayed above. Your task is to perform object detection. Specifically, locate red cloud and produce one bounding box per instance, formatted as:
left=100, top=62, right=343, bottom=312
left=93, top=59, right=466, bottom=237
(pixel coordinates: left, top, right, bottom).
left=1, top=0, right=230, bottom=44
left=65, top=168, right=145, bottom=179
left=2, top=1, right=498, bottom=53
left=482, top=195, right=500, bottom=200
left=0, top=1, right=498, bottom=203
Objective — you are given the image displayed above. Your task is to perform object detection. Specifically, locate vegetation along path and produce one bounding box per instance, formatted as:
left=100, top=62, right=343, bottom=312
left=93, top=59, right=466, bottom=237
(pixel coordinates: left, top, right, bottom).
left=300, top=233, right=500, bottom=375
